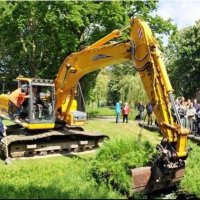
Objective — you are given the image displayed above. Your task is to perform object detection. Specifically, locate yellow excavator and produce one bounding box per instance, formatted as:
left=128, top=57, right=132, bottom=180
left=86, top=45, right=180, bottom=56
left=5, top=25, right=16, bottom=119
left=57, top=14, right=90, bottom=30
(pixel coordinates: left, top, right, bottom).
left=0, top=18, right=190, bottom=193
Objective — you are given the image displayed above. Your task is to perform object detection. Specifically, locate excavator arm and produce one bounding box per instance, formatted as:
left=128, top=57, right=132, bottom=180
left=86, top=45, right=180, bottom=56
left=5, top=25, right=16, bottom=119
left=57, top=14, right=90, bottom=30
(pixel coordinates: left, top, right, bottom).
left=55, top=18, right=189, bottom=193
left=129, top=19, right=189, bottom=193
left=55, top=42, right=131, bottom=112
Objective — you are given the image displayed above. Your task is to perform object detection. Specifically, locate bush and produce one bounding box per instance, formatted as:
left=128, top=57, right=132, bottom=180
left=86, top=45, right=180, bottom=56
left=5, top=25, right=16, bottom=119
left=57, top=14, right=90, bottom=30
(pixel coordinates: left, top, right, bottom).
left=89, top=137, right=156, bottom=196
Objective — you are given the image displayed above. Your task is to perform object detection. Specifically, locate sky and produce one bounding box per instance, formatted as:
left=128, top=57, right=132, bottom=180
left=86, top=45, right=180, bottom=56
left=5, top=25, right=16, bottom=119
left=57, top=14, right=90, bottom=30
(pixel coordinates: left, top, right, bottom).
left=157, top=0, right=200, bottom=29
left=156, top=0, right=200, bottom=45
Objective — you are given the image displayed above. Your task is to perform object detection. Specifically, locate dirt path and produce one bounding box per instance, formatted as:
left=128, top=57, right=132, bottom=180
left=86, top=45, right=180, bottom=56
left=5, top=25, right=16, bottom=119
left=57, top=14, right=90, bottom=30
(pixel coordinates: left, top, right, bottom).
left=90, top=116, right=139, bottom=123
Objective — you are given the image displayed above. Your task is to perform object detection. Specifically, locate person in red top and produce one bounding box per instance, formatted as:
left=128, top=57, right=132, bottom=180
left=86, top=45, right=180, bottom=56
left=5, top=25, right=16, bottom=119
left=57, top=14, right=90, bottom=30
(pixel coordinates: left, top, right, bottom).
left=122, top=102, right=130, bottom=123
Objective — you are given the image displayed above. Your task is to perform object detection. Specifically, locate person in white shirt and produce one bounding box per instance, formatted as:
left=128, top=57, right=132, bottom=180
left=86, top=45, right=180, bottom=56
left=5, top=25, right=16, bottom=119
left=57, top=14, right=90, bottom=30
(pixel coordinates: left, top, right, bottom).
left=186, top=102, right=196, bottom=134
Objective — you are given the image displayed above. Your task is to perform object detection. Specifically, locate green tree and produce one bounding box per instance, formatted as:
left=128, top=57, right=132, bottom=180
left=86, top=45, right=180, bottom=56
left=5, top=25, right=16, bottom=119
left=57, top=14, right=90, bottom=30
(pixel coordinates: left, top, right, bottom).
left=106, top=62, right=135, bottom=105
left=166, top=20, right=200, bottom=98
left=85, top=1, right=175, bottom=104
left=106, top=63, right=147, bottom=106
left=0, top=1, right=99, bottom=88
left=90, top=69, right=109, bottom=107
left=0, top=0, right=175, bottom=103
left=119, top=74, right=147, bottom=106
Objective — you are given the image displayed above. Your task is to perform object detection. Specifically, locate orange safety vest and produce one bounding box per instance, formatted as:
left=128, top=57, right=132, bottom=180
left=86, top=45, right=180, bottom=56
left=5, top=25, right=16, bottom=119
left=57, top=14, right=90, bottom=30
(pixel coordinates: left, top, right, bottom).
left=9, top=88, right=29, bottom=108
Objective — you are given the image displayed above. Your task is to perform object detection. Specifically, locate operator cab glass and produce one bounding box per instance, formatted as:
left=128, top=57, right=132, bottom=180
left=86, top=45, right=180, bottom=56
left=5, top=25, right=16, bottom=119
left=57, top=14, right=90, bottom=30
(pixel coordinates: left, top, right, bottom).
left=17, top=79, right=55, bottom=124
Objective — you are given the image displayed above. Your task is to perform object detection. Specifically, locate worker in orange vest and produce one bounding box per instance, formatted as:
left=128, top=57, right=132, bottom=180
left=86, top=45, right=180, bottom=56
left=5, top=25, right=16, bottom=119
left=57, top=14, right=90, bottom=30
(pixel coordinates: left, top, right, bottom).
left=8, top=86, right=30, bottom=120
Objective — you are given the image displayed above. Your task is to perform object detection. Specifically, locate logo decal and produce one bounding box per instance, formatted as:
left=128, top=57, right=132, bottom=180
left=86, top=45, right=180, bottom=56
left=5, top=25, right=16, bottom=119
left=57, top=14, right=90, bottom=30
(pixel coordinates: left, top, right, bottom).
left=93, top=54, right=112, bottom=61
left=137, top=28, right=143, bottom=39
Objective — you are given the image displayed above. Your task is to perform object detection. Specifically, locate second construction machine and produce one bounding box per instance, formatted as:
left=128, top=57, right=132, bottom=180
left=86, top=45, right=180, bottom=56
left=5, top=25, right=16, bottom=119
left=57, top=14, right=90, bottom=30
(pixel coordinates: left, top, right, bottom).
left=0, top=18, right=190, bottom=193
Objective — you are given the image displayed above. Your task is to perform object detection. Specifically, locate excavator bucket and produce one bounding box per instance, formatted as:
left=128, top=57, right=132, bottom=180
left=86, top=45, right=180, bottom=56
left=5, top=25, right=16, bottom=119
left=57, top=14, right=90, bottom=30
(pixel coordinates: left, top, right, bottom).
left=131, top=166, right=185, bottom=193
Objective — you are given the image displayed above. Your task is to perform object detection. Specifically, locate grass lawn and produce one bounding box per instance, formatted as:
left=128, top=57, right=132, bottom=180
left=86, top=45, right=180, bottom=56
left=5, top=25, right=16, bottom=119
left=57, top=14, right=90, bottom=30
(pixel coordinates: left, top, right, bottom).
left=2, top=119, right=15, bottom=126
left=179, top=141, right=200, bottom=197
left=87, top=107, right=115, bottom=117
left=85, top=119, right=161, bottom=145
left=0, top=118, right=200, bottom=198
left=0, top=156, right=123, bottom=199
left=0, top=119, right=158, bottom=199
left=87, top=106, right=140, bottom=121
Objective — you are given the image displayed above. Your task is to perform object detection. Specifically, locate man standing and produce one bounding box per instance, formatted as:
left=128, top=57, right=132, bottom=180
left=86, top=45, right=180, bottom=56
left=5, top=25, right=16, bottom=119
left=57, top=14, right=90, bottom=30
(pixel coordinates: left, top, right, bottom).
left=179, top=100, right=186, bottom=128
left=146, top=101, right=153, bottom=125
left=137, top=101, right=145, bottom=121
left=193, top=99, right=199, bottom=111
left=115, top=100, right=121, bottom=123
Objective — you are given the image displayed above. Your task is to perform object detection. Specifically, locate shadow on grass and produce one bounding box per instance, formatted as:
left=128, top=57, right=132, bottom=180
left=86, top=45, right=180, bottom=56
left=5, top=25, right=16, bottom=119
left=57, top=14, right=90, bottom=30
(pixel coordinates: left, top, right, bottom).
left=0, top=152, right=89, bottom=163
left=0, top=182, right=120, bottom=199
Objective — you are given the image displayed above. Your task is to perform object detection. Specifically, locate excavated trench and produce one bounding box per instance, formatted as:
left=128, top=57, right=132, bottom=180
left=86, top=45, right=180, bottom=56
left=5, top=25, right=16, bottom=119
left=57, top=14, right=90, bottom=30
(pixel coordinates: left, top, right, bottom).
left=146, top=186, right=199, bottom=199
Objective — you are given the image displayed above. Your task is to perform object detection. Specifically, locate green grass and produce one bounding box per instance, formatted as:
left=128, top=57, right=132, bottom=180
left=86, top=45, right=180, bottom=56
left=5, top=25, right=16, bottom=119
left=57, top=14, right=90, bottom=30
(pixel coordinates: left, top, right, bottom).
left=84, top=119, right=161, bottom=145
left=87, top=107, right=115, bottom=117
left=0, top=156, right=123, bottom=199
left=180, top=141, right=200, bottom=197
left=86, top=106, right=156, bottom=127
left=2, top=119, right=15, bottom=126
left=0, top=119, right=159, bottom=199
left=86, top=106, right=139, bottom=120
left=1, top=118, right=199, bottom=198
left=66, top=121, right=200, bottom=198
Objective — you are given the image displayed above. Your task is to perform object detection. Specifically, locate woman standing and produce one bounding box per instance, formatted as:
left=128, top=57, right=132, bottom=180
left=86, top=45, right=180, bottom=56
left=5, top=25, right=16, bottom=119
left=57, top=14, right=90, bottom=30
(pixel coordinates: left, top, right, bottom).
left=122, top=102, right=130, bottom=123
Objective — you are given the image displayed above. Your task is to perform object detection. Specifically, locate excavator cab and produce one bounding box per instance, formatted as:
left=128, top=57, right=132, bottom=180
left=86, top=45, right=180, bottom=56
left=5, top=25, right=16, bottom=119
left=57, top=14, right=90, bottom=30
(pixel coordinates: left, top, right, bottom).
left=0, top=77, right=87, bottom=129
left=21, top=79, right=55, bottom=123
left=8, top=78, right=56, bottom=129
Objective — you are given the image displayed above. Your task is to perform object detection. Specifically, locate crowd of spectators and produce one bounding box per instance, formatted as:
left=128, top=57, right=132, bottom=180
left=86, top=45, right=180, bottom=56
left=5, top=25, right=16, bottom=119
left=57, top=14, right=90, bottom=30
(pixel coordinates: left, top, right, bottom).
left=171, top=97, right=200, bottom=135
left=115, top=97, right=200, bottom=135
left=135, top=97, right=200, bottom=135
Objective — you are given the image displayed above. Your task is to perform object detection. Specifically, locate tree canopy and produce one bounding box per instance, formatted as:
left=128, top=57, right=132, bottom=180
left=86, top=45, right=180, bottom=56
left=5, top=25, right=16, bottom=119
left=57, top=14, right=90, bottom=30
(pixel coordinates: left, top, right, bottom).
left=166, top=20, right=200, bottom=99
left=0, top=1, right=175, bottom=103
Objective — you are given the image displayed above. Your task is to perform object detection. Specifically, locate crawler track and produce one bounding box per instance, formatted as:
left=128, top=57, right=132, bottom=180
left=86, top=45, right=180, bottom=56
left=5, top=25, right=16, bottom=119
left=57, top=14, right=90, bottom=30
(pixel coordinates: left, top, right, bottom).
left=0, top=125, right=107, bottom=159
